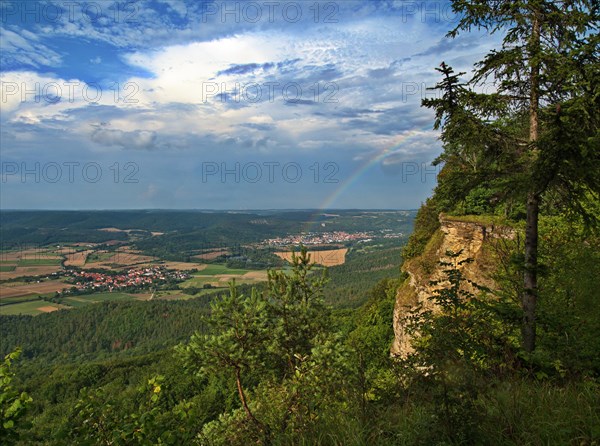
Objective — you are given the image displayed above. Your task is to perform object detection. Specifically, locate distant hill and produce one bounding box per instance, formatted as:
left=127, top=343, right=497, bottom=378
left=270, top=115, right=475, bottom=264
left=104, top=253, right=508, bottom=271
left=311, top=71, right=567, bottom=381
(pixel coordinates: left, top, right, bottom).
left=0, top=210, right=416, bottom=253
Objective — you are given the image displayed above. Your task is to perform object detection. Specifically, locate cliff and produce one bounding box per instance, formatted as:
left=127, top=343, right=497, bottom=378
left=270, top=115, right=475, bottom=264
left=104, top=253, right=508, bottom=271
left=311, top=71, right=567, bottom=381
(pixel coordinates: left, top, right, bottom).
left=391, top=215, right=515, bottom=356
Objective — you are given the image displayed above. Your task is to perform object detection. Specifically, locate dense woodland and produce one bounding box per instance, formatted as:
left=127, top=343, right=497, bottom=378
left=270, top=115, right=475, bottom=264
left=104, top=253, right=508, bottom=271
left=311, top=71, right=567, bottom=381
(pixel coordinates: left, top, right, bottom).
left=2, top=1, right=599, bottom=444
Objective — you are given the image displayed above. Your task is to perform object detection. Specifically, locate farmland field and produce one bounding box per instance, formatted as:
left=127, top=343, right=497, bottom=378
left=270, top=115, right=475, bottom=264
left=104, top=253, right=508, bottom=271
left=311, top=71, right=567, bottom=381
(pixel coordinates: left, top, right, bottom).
left=196, top=264, right=250, bottom=275
left=0, top=266, right=63, bottom=280
left=0, top=281, right=71, bottom=298
left=0, top=249, right=64, bottom=279
left=63, top=249, right=93, bottom=266
left=160, top=261, right=205, bottom=270
left=0, top=295, right=39, bottom=306
left=86, top=251, right=117, bottom=263
left=180, top=267, right=268, bottom=290
left=0, top=299, right=65, bottom=316
left=18, top=258, right=63, bottom=266
left=192, top=249, right=230, bottom=260
left=62, top=292, right=134, bottom=306
left=78, top=249, right=203, bottom=272
left=82, top=250, right=156, bottom=269
left=275, top=248, right=348, bottom=266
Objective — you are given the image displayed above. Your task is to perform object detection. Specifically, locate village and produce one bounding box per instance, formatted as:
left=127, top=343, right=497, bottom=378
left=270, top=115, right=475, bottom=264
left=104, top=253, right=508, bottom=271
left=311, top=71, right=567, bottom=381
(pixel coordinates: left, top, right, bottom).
left=63, top=266, right=190, bottom=293
left=264, top=230, right=404, bottom=247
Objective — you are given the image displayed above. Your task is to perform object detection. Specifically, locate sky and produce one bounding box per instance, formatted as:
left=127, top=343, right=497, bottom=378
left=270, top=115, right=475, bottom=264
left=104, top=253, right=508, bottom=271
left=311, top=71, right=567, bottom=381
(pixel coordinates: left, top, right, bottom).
left=0, top=0, right=501, bottom=210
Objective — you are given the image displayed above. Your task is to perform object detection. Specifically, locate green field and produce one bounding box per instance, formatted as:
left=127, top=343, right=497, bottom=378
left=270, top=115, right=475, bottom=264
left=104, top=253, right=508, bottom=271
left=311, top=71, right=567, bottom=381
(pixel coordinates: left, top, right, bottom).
left=197, top=264, right=250, bottom=275
left=86, top=252, right=115, bottom=263
left=0, top=265, right=16, bottom=272
left=180, top=276, right=219, bottom=288
left=60, top=297, right=92, bottom=308
left=0, top=295, right=39, bottom=306
left=154, top=290, right=197, bottom=300
left=64, top=292, right=134, bottom=304
left=0, top=299, right=63, bottom=316
left=183, top=265, right=268, bottom=289
left=18, top=258, right=63, bottom=266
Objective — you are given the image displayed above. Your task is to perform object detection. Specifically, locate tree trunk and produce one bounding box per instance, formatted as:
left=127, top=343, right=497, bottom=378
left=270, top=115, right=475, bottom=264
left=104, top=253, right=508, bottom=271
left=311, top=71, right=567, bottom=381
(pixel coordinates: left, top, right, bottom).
left=522, top=8, right=541, bottom=353
left=235, top=367, right=259, bottom=426
left=522, top=192, right=539, bottom=352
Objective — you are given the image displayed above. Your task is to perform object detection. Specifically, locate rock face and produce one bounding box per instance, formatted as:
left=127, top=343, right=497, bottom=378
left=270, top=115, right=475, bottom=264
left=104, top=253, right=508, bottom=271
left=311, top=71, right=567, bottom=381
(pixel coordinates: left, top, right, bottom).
left=391, top=215, right=515, bottom=356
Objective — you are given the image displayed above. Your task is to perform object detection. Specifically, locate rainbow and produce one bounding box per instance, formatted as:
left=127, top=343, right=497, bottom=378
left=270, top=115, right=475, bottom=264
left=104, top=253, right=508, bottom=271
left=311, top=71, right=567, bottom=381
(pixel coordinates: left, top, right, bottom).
left=300, top=129, right=434, bottom=233
left=318, top=129, right=431, bottom=210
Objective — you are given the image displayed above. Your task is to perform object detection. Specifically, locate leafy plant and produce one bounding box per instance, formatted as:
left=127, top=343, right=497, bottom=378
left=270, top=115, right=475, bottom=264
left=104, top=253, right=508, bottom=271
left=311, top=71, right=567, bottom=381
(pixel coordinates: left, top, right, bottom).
left=0, top=348, right=32, bottom=444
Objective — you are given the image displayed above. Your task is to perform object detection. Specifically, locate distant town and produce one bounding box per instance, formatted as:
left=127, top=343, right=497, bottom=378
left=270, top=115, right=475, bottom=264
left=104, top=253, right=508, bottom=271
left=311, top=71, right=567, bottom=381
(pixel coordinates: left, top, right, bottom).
left=263, top=230, right=404, bottom=247
left=63, top=267, right=190, bottom=294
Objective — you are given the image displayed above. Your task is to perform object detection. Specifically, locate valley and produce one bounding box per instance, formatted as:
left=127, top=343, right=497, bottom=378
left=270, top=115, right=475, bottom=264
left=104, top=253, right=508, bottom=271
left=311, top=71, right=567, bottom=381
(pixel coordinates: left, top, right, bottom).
left=0, top=209, right=415, bottom=315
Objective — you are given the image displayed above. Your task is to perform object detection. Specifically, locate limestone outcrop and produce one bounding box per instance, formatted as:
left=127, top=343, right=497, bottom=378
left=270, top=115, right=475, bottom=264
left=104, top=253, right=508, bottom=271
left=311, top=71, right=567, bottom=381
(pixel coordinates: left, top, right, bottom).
left=391, top=215, right=515, bottom=356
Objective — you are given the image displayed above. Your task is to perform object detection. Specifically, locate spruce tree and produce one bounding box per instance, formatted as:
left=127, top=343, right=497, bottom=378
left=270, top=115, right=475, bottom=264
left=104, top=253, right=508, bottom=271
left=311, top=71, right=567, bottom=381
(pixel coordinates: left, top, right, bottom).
left=423, top=0, right=599, bottom=352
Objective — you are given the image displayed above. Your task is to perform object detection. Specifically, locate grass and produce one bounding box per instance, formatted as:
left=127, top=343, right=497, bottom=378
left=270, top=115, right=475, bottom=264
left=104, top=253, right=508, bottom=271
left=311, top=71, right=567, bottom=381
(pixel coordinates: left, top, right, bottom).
left=67, top=292, right=134, bottom=303
left=0, top=265, right=16, bottom=272
left=152, top=290, right=190, bottom=300
left=478, top=380, right=600, bottom=445
left=93, top=292, right=136, bottom=301
left=61, top=297, right=92, bottom=308
left=0, top=291, right=135, bottom=314
left=0, top=299, right=62, bottom=316
left=160, top=293, right=197, bottom=301
left=60, top=292, right=136, bottom=308
left=0, top=295, right=39, bottom=306
left=198, top=264, right=250, bottom=275
left=0, top=281, right=27, bottom=287
left=181, top=276, right=217, bottom=287
left=404, top=229, right=444, bottom=278
left=18, top=258, right=63, bottom=266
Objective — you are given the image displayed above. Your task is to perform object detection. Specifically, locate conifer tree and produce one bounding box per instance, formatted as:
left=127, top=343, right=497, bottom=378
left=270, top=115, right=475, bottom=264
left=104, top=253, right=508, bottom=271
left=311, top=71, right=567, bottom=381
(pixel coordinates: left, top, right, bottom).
left=423, top=0, right=599, bottom=351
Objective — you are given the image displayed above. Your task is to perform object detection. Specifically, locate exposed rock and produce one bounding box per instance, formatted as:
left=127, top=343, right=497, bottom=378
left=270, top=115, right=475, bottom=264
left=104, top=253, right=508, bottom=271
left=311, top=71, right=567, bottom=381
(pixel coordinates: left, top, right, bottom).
left=391, top=215, right=515, bottom=356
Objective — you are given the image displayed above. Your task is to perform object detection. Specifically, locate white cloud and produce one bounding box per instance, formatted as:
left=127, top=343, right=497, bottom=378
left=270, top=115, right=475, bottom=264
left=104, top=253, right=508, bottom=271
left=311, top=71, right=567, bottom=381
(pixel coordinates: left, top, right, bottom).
left=0, top=28, right=62, bottom=68
left=1, top=3, right=501, bottom=171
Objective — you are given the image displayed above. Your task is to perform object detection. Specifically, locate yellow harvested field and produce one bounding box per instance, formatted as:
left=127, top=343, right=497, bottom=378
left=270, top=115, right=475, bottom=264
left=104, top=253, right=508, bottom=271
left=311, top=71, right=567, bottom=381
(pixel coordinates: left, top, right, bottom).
left=242, top=271, right=268, bottom=280
left=275, top=249, right=348, bottom=266
left=37, top=306, right=60, bottom=313
left=82, top=251, right=155, bottom=269
left=0, top=266, right=62, bottom=280
left=64, top=250, right=93, bottom=266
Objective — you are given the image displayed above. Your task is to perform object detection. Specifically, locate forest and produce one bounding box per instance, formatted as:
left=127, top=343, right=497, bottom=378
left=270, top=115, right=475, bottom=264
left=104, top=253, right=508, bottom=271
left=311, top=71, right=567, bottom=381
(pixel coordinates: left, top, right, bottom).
left=2, top=1, right=599, bottom=445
